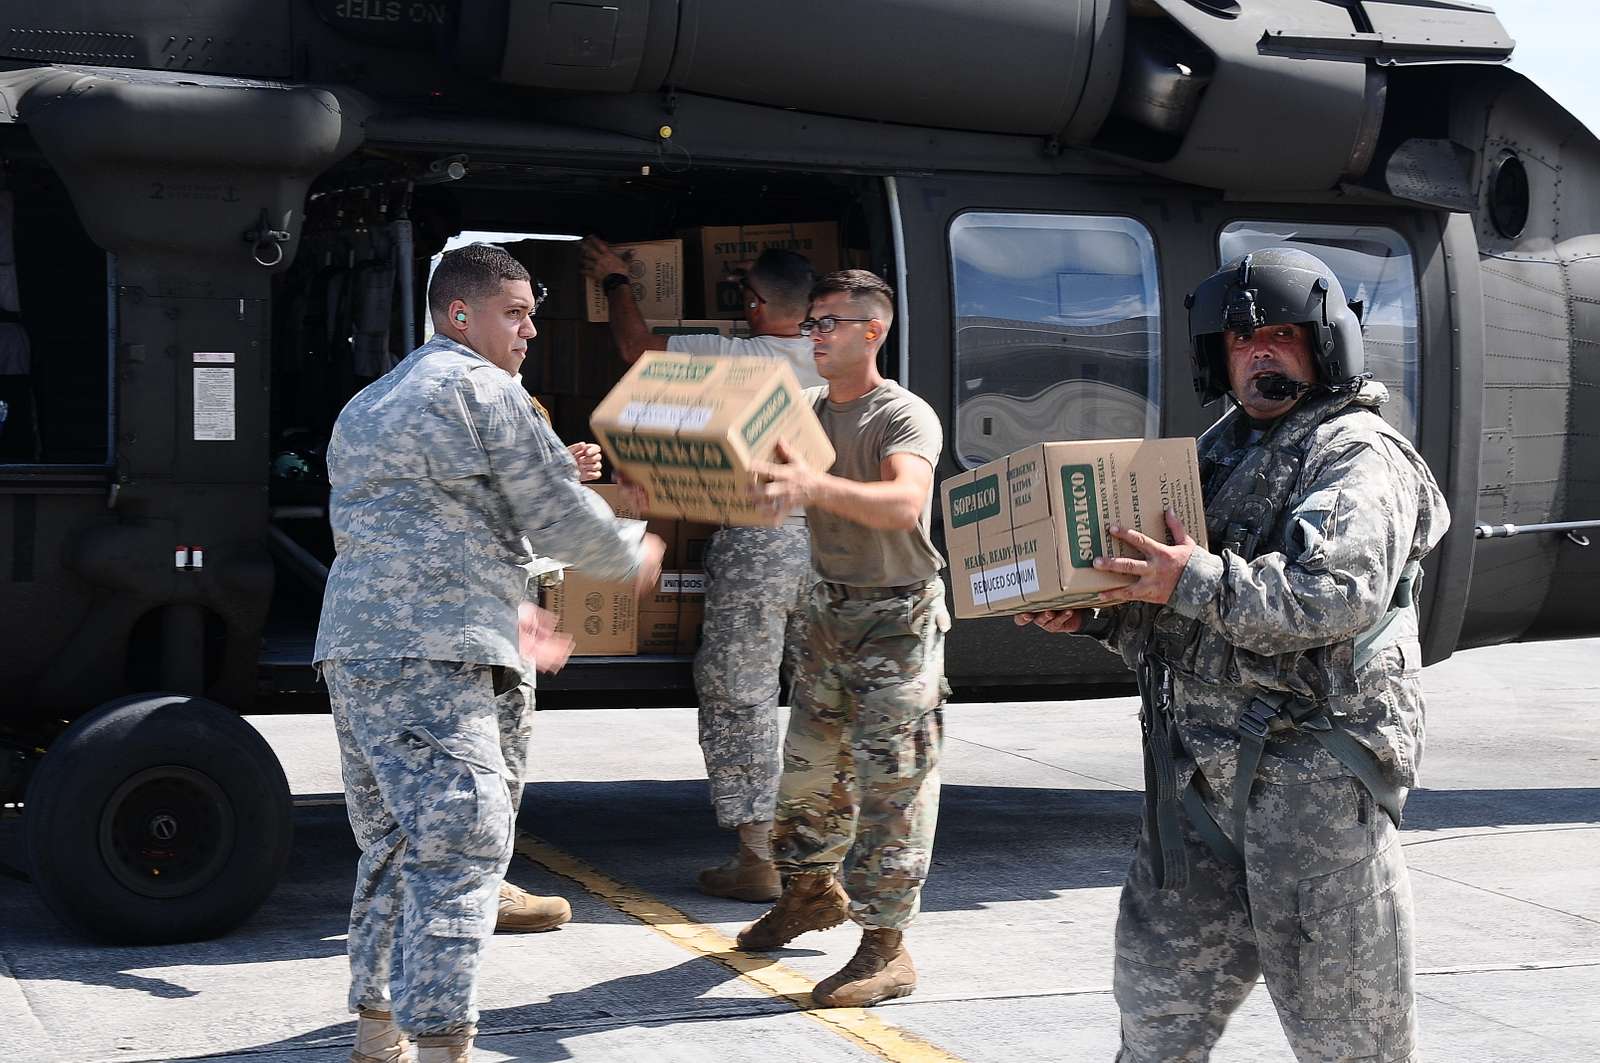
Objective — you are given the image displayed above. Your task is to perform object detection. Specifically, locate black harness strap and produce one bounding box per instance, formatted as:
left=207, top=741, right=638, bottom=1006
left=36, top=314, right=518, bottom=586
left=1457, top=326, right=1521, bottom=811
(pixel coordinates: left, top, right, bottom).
left=1137, top=656, right=1188, bottom=890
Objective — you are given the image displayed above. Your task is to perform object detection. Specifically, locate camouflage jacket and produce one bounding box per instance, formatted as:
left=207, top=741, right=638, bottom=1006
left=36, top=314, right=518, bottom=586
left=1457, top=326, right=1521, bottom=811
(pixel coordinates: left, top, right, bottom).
left=314, top=336, right=643, bottom=668
left=1093, top=382, right=1449, bottom=787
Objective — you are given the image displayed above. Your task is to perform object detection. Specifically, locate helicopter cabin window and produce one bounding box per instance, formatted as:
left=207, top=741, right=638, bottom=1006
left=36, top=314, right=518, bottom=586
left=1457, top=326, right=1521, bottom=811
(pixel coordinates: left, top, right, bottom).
left=1219, top=222, right=1420, bottom=440
left=0, top=161, right=111, bottom=466
left=949, top=212, right=1161, bottom=467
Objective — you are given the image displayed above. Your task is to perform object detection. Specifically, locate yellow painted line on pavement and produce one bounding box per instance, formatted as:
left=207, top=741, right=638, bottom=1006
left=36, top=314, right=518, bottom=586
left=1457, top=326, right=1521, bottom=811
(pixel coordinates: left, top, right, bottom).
left=513, top=834, right=968, bottom=1063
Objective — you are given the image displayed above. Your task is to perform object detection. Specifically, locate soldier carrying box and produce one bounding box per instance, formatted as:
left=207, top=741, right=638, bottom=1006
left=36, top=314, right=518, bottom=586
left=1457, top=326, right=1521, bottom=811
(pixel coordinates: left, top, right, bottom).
left=738, top=269, right=950, bottom=1010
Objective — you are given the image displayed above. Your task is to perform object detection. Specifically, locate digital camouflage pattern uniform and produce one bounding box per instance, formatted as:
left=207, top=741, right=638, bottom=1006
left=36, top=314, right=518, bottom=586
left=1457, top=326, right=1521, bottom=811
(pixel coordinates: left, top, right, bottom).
left=315, top=335, right=643, bottom=1037
left=773, top=381, right=949, bottom=930
left=669, top=330, right=822, bottom=834
left=1085, top=382, right=1448, bottom=1063
left=694, top=524, right=813, bottom=828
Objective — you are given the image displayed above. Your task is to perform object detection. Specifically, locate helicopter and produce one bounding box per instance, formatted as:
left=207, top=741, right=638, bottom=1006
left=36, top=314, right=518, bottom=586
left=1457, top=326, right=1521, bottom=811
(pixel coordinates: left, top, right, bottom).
left=0, top=0, right=1594, bottom=944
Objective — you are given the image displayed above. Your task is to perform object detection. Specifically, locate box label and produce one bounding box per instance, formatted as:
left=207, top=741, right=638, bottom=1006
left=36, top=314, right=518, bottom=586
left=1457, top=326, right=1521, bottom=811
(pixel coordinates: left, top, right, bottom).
left=1062, top=464, right=1103, bottom=568
left=969, top=558, right=1040, bottom=605
left=741, top=386, right=791, bottom=448
left=607, top=432, right=734, bottom=471
left=949, top=474, right=1002, bottom=528
left=619, top=401, right=714, bottom=432
left=639, top=360, right=717, bottom=384
left=661, top=571, right=707, bottom=595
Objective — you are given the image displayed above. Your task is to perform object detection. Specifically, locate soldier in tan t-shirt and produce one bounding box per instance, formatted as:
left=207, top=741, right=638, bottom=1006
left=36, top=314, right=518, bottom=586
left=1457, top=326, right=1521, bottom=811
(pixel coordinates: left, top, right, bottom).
left=736, top=270, right=950, bottom=1011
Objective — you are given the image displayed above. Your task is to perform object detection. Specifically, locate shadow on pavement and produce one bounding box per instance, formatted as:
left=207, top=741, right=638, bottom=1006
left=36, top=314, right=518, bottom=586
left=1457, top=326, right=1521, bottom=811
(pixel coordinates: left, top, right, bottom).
left=2, top=780, right=1593, bottom=1005
left=155, top=953, right=802, bottom=1063
left=0, top=807, right=354, bottom=1000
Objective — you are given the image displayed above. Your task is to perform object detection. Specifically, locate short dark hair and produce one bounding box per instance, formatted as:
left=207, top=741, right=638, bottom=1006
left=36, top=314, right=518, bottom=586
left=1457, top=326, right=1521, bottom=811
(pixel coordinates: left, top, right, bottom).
left=810, top=269, right=894, bottom=322
left=428, top=243, right=530, bottom=320
left=747, top=249, right=814, bottom=315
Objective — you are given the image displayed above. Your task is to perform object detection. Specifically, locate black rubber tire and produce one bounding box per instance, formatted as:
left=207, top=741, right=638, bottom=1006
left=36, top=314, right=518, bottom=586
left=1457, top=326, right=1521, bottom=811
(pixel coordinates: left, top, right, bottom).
left=24, top=694, right=293, bottom=944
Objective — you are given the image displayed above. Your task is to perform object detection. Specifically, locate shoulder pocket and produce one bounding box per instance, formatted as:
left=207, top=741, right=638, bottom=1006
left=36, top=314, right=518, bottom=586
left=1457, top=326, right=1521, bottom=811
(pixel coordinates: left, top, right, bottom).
left=1291, top=487, right=1342, bottom=572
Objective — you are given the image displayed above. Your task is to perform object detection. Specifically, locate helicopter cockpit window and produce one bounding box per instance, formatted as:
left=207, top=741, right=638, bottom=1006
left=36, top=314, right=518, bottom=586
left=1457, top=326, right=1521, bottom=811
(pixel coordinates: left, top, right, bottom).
left=949, top=212, right=1161, bottom=467
left=1219, top=221, right=1420, bottom=440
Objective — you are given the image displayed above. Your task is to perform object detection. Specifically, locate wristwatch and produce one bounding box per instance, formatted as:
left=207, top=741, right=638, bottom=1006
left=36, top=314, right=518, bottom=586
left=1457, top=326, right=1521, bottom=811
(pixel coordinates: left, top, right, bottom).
left=601, top=272, right=630, bottom=295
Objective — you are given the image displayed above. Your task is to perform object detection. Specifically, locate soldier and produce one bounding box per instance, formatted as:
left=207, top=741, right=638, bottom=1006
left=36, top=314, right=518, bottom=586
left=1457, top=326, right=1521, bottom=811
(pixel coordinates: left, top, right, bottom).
left=1021, top=248, right=1448, bottom=1062
left=316, top=243, right=665, bottom=1063
left=583, top=240, right=823, bottom=902
left=738, top=269, right=950, bottom=1009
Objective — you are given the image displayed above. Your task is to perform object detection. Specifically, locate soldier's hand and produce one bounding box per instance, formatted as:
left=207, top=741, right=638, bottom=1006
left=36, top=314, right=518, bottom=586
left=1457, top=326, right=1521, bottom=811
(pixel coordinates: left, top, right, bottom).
left=632, top=532, right=667, bottom=600
left=1014, top=609, right=1085, bottom=634
left=749, top=439, right=817, bottom=523
left=580, top=236, right=632, bottom=282
left=568, top=442, right=603, bottom=482
left=1093, top=509, right=1197, bottom=606
left=519, top=602, right=575, bottom=674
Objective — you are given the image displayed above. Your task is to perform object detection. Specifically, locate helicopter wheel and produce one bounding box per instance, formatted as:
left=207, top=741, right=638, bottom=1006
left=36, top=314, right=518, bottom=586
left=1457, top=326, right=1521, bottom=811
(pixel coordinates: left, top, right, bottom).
left=24, top=694, right=293, bottom=944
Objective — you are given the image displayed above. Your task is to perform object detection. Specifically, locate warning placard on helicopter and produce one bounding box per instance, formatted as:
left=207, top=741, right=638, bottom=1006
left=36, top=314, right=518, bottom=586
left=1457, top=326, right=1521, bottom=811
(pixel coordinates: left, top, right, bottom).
left=193, top=367, right=236, bottom=441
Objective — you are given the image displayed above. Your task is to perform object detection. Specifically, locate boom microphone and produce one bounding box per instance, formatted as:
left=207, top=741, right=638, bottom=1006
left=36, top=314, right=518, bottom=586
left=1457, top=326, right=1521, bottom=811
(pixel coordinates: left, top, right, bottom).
left=1255, top=373, right=1314, bottom=401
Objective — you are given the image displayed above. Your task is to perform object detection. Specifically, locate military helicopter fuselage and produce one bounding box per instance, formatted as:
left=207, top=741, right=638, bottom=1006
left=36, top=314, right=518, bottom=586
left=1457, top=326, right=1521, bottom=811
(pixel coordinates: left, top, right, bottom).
left=0, top=0, right=1595, bottom=943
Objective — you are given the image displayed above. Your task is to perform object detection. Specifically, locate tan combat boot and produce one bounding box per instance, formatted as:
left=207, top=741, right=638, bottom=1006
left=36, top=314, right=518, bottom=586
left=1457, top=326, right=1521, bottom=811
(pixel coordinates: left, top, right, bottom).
left=811, top=928, right=917, bottom=1008
left=495, top=880, right=572, bottom=932
left=697, top=820, right=781, bottom=902
left=351, top=1008, right=414, bottom=1063
left=735, top=871, right=850, bottom=950
left=414, top=1026, right=474, bottom=1063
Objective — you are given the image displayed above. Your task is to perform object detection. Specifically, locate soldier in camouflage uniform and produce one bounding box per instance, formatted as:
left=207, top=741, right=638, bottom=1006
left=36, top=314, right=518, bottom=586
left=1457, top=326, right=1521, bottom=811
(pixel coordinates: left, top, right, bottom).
left=316, top=244, right=663, bottom=1063
left=738, top=270, right=950, bottom=1010
left=584, top=242, right=823, bottom=900
left=1022, top=249, right=1448, bottom=1062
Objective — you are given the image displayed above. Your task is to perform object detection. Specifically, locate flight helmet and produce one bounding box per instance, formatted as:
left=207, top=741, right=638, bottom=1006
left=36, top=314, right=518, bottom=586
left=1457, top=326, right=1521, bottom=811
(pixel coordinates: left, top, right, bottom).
left=1185, top=247, right=1366, bottom=405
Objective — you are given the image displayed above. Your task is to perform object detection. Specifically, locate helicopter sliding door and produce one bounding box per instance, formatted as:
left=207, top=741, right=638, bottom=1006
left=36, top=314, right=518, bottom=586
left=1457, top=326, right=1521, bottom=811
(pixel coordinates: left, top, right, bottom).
left=892, top=171, right=1200, bottom=691
left=894, top=172, right=1471, bottom=689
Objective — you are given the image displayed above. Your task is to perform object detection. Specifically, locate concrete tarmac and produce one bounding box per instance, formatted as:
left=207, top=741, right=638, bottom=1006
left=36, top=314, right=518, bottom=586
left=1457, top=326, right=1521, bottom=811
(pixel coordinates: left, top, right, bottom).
left=0, top=638, right=1596, bottom=1062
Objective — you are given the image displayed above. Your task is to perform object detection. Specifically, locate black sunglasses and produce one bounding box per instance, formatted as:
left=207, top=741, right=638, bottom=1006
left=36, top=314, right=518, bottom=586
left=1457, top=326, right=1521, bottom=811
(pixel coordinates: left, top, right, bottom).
left=799, top=315, right=873, bottom=336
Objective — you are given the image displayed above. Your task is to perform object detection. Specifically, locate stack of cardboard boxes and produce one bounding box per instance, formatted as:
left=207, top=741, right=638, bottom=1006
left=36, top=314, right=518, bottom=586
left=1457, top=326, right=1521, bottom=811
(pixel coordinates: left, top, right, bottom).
left=680, top=222, right=841, bottom=318
left=543, top=483, right=719, bottom=657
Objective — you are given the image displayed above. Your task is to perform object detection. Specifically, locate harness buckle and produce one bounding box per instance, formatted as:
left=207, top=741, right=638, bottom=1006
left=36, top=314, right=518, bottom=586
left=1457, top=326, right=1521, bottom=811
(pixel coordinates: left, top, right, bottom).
left=1237, top=698, right=1279, bottom=739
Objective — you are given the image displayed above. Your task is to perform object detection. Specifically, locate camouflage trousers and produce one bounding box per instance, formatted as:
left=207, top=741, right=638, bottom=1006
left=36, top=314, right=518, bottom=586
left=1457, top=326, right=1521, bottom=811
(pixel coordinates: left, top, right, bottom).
left=326, top=658, right=534, bottom=1037
left=1114, top=771, right=1417, bottom=1063
left=694, top=524, right=812, bottom=828
left=773, top=577, right=950, bottom=930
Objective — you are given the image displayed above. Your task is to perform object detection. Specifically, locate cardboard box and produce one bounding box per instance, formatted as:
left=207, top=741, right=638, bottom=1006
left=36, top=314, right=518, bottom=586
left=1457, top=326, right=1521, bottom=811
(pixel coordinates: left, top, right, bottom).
left=638, top=607, right=680, bottom=655
left=590, top=352, right=835, bottom=525
left=941, top=438, right=1208, bottom=619
left=585, top=239, right=683, bottom=323
left=685, top=223, right=840, bottom=318
left=541, top=484, right=646, bottom=656
left=636, top=571, right=707, bottom=654
left=544, top=570, right=638, bottom=655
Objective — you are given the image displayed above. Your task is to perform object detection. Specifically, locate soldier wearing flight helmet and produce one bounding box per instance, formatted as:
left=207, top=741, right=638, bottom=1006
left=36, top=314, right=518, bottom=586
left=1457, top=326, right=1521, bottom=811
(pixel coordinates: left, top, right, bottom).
left=1019, top=247, right=1449, bottom=1062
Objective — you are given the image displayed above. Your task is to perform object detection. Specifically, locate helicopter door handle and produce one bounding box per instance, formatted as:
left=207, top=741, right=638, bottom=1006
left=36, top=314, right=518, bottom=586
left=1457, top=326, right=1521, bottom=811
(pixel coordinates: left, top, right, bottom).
left=244, top=208, right=292, bottom=267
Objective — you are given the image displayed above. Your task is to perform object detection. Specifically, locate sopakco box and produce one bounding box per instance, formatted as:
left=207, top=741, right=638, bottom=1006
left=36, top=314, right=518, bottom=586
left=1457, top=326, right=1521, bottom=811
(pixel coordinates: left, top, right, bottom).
left=585, top=239, right=684, bottom=323
left=590, top=352, right=835, bottom=525
left=543, top=485, right=647, bottom=656
left=941, top=439, right=1207, bottom=619
left=544, top=570, right=638, bottom=656
left=685, top=223, right=841, bottom=318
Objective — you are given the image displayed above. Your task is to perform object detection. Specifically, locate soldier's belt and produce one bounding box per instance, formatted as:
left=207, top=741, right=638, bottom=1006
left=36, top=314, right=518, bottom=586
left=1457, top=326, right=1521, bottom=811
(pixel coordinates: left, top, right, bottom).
left=822, top=579, right=934, bottom=601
